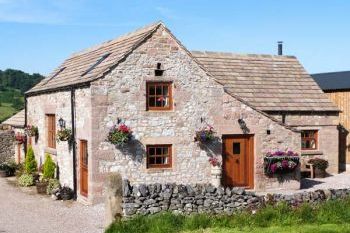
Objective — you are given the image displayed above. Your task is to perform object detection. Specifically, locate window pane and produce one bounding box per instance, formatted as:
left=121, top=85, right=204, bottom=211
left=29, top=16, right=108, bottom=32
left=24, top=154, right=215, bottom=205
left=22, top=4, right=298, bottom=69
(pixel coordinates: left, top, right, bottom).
left=163, top=147, right=168, bottom=155
left=149, top=157, right=155, bottom=164
left=149, top=97, right=156, bottom=107
left=163, top=86, right=169, bottom=96
left=149, top=147, right=155, bottom=156
left=233, top=143, right=240, bottom=154
left=156, top=86, right=162, bottom=95
left=149, top=86, right=155, bottom=95
left=156, top=157, right=162, bottom=164
left=156, top=147, right=162, bottom=155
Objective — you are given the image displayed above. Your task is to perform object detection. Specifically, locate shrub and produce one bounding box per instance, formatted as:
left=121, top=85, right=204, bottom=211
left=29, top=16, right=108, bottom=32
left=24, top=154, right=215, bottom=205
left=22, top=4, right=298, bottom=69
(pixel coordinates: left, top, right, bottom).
left=309, top=158, right=329, bottom=170
left=18, top=174, right=34, bottom=187
left=0, top=160, right=18, bottom=176
left=46, top=178, right=61, bottom=195
left=42, top=154, right=56, bottom=179
left=25, top=146, right=37, bottom=174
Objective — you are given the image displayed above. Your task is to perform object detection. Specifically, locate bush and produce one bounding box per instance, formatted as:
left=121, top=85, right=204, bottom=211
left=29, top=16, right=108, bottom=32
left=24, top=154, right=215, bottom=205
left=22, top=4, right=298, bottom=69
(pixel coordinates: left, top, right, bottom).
left=46, top=178, right=61, bottom=195
left=25, top=146, right=37, bottom=174
left=0, top=160, right=18, bottom=176
left=18, top=174, right=34, bottom=187
left=42, top=154, right=56, bottom=179
left=309, top=158, right=329, bottom=170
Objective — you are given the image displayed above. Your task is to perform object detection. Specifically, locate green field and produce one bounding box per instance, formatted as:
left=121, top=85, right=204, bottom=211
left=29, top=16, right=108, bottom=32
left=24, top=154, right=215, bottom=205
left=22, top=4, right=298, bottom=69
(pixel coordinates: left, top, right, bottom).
left=0, top=87, right=24, bottom=122
left=106, top=198, right=350, bottom=233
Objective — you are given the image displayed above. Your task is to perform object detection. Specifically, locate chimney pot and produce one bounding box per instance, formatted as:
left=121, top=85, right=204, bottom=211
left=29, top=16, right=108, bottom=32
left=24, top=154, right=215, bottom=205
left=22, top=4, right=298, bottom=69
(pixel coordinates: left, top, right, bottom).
left=278, top=41, right=283, bottom=55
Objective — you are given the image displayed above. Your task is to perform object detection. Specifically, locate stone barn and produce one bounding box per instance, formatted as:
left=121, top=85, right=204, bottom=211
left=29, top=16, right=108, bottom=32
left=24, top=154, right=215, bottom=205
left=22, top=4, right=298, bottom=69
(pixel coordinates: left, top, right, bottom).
left=25, top=22, right=339, bottom=204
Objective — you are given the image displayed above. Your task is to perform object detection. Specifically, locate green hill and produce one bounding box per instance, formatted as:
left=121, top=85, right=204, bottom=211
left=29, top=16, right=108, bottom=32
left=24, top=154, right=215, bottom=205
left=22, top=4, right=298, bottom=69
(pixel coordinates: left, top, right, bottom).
left=0, top=69, right=45, bottom=123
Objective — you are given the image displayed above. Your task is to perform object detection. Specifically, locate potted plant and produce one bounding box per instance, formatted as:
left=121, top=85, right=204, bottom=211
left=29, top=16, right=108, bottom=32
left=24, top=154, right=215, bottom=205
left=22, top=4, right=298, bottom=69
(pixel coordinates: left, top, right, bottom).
left=264, top=150, right=300, bottom=175
left=15, top=133, right=26, bottom=144
left=18, top=173, right=34, bottom=187
left=209, top=156, right=222, bottom=187
left=308, top=158, right=328, bottom=178
left=36, top=154, right=56, bottom=194
left=57, top=128, right=72, bottom=142
left=194, top=125, right=216, bottom=143
left=107, top=123, right=132, bottom=146
left=25, top=125, right=39, bottom=143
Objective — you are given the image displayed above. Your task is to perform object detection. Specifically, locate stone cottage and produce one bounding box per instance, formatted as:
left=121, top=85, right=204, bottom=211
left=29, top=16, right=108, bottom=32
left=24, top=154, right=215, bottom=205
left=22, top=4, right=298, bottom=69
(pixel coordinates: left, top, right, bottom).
left=25, top=22, right=339, bottom=203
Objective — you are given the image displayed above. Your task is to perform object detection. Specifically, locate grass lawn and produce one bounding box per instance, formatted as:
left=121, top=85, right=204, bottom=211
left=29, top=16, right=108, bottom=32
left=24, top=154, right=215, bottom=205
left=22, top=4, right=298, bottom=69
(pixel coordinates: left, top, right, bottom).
left=106, top=198, right=350, bottom=233
left=0, top=102, right=17, bottom=122
left=181, top=224, right=350, bottom=233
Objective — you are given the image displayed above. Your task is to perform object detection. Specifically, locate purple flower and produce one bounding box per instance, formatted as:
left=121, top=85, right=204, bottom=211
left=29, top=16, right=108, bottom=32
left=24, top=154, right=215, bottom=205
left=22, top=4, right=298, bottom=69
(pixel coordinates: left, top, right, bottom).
left=282, top=160, right=289, bottom=169
left=270, top=163, right=278, bottom=173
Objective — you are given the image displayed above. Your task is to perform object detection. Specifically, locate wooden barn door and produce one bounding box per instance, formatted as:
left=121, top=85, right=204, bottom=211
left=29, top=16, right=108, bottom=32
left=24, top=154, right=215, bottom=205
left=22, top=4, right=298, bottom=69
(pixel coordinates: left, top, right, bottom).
left=80, top=140, right=88, bottom=197
left=223, top=135, right=254, bottom=189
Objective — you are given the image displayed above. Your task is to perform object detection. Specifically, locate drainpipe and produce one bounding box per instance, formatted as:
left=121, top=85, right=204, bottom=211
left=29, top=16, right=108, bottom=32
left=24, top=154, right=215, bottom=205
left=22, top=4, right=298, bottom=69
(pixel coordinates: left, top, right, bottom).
left=24, top=95, right=28, bottom=155
left=71, top=88, right=78, bottom=199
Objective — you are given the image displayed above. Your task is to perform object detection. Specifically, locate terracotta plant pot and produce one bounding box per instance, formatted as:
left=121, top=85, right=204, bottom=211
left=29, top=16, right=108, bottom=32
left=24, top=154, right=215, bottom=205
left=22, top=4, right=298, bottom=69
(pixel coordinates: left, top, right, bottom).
left=314, top=168, right=326, bottom=178
left=0, top=170, right=7, bottom=178
left=36, top=182, right=48, bottom=194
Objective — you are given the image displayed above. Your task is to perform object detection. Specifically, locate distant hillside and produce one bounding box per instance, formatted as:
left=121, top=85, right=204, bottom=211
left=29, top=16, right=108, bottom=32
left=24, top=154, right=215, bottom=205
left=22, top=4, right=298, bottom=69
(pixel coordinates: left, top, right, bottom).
left=0, top=69, right=45, bottom=123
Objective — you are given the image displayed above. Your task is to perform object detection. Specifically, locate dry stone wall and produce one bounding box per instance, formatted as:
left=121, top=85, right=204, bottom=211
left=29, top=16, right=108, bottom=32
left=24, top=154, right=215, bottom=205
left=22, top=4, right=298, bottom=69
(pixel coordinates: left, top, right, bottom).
left=121, top=180, right=350, bottom=217
left=0, top=130, right=14, bottom=163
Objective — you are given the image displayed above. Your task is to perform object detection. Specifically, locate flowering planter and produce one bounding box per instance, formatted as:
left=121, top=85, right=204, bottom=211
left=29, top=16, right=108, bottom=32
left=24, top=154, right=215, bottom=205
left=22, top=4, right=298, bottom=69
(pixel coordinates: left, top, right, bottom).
left=314, top=168, right=326, bottom=178
left=36, top=181, right=48, bottom=194
left=264, top=150, right=300, bottom=176
left=194, top=126, right=216, bottom=143
left=211, top=166, right=222, bottom=187
left=107, top=123, right=132, bottom=147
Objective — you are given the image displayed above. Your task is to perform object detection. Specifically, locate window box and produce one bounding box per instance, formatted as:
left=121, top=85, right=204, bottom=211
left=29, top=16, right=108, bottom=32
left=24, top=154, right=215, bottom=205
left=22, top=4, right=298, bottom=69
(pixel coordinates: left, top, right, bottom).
left=264, top=150, right=300, bottom=175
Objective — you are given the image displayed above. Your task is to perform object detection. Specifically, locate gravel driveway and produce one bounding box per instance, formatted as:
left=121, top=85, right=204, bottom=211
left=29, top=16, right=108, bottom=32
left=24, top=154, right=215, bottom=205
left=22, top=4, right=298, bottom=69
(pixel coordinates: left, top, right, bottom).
left=0, top=177, right=104, bottom=233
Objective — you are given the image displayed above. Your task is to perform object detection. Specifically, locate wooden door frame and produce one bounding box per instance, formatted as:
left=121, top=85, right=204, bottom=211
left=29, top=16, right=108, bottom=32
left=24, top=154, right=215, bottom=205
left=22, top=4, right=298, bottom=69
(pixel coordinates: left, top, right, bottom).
left=222, top=134, right=254, bottom=189
left=79, top=140, right=88, bottom=197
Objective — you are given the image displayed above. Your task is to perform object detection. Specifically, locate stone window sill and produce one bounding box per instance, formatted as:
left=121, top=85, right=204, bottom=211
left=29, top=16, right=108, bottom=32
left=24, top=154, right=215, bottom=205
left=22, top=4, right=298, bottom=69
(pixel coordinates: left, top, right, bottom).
left=44, top=147, right=57, bottom=155
left=301, top=150, right=323, bottom=156
left=146, top=168, right=173, bottom=173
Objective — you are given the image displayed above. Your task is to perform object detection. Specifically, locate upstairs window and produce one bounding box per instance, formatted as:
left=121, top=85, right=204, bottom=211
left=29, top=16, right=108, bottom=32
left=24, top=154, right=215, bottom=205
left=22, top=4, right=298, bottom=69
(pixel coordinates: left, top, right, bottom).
left=301, top=130, right=318, bottom=150
left=147, top=145, right=172, bottom=168
left=146, top=82, right=172, bottom=111
left=46, top=114, right=56, bottom=149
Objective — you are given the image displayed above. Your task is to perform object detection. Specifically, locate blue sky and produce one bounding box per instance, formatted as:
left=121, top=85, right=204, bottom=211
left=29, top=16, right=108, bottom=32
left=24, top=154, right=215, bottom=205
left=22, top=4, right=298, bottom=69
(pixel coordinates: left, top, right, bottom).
left=0, top=0, right=349, bottom=75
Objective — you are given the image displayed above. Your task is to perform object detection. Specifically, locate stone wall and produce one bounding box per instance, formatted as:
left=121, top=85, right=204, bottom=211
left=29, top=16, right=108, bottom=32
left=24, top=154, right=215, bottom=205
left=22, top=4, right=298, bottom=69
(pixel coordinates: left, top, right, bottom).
left=121, top=180, right=350, bottom=217
left=26, top=87, right=91, bottom=191
left=270, top=112, right=339, bottom=173
left=0, top=130, right=14, bottom=163
left=89, top=25, right=301, bottom=203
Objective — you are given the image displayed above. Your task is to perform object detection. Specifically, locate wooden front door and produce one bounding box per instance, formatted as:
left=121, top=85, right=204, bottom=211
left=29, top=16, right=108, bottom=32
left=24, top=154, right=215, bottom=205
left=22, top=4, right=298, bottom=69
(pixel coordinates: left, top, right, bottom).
left=80, top=140, right=88, bottom=197
left=223, top=135, right=254, bottom=188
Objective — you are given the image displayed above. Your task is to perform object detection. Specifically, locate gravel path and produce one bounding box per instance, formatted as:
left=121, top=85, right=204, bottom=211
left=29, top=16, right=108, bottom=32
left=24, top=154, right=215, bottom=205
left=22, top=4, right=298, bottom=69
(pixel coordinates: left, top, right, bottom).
left=0, top=177, right=105, bottom=233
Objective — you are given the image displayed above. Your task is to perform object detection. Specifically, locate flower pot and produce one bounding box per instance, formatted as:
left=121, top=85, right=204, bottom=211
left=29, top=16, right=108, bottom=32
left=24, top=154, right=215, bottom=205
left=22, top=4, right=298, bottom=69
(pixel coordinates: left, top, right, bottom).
left=211, top=166, right=222, bottom=176
left=211, top=166, right=222, bottom=187
left=36, top=182, right=48, bottom=194
left=314, top=168, right=326, bottom=178
left=0, top=170, right=7, bottom=178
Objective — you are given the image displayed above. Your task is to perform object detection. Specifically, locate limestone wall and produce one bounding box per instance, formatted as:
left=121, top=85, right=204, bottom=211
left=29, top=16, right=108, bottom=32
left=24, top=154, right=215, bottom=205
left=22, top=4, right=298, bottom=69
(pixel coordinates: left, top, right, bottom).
left=0, top=130, right=14, bottom=163
left=26, top=87, right=91, bottom=189
left=90, top=26, right=301, bottom=202
left=270, top=112, right=339, bottom=173
left=121, top=180, right=350, bottom=217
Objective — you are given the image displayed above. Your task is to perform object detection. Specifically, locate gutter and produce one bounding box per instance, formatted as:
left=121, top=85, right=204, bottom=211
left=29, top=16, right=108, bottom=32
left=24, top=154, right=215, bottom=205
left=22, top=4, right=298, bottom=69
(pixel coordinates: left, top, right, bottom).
left=24, top=95, right=28, bottom=155
left=70, top=87, right=78, bottom=199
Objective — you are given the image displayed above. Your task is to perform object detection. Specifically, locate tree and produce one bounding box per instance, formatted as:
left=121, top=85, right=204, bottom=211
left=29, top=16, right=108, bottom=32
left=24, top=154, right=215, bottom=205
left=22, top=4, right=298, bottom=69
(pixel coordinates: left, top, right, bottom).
left=25, top=146, right=37, bottom=174
left=43, top=154, right=56, bottom=179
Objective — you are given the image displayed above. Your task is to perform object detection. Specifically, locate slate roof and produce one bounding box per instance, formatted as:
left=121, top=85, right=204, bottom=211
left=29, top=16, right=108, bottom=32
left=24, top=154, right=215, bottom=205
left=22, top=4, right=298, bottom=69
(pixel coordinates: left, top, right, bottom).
left=312, top=71, right=350, bottom=91
left=2, top=110, right=25, bottom=127
left=192, top=51, right=339, bottom=112
left=27, top=22, right=162, bottom=94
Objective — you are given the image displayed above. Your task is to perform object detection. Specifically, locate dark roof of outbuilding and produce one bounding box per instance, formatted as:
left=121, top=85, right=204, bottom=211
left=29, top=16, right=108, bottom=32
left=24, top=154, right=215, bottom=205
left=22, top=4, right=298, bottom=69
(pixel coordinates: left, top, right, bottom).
left=312, top=71, right=350, bottom=91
